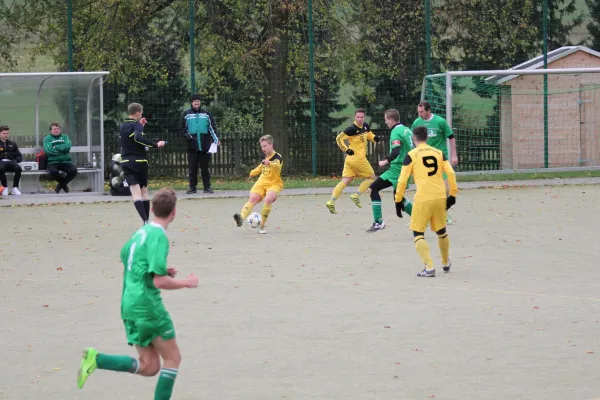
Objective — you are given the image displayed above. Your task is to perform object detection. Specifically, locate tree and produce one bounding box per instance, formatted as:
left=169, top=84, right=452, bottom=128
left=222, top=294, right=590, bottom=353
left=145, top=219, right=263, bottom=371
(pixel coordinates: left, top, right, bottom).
left=587, top=0, right=600, bottom=50
left=534, top=0, right=585, bottom=50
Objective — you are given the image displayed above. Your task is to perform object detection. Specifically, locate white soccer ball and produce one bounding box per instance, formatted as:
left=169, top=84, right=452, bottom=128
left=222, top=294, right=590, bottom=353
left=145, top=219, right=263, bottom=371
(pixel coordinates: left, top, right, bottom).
left=246, top=212, right=262, bottom=228
left=111, top=176, right=122, bottom=188
left=112, top=153, right=122, bottom=163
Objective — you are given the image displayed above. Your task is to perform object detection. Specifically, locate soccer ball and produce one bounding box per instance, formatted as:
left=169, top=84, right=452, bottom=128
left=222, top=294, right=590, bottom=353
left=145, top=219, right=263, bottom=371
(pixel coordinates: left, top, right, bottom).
left=246, top=212, right=262, bottom=228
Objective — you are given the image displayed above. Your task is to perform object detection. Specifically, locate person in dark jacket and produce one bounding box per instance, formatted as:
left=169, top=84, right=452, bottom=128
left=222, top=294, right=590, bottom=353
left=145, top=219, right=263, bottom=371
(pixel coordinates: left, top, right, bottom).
left=0, top=125, right=23, bottom=196
left=180, top=94, right=220, bottom=194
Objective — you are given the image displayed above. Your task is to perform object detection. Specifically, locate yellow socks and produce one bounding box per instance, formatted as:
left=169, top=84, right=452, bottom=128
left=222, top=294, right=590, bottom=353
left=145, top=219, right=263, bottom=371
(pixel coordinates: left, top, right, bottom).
left=357, top=179, right=374, bottom=194
left=437, top=232, right=450, bottom=266
left=260, top=204, right=272, bottom=227
left=331, top=181, right=347, bottom=200
left=414, top=235, right=433, bottom=270
left=240, top=202, right=254, bottom=220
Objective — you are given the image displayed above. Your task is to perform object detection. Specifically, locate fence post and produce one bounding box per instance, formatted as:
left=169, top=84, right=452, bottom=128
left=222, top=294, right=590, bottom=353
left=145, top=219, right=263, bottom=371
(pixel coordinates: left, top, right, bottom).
left=307, top=0, right=318, bottom=177
left=189, top=0, right=196, bottom=94
left=234, top=132, right=241, bottom=176
left=542, top=0, right=549, bottom=168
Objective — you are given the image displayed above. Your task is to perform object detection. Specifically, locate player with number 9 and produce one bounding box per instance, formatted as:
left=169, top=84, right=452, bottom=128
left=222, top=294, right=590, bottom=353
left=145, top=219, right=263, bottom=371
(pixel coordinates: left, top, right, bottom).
left=394, top=126, right=458, bottom=277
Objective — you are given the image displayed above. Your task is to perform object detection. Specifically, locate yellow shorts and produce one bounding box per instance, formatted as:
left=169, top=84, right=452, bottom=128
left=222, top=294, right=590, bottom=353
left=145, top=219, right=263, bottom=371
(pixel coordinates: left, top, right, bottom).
left=342, top=158, right=374, bottom=179
left=409, top=198, right=447, bottom=233
left=250, top=183, right=282, bottom=199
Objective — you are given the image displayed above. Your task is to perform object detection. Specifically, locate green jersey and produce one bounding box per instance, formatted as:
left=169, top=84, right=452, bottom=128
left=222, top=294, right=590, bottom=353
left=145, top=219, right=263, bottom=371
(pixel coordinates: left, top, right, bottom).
left=120, top=222, right=170, bottom=321
left=388, top=124, right=414, bottom=174
left=411, top=114, right=453, bottom=157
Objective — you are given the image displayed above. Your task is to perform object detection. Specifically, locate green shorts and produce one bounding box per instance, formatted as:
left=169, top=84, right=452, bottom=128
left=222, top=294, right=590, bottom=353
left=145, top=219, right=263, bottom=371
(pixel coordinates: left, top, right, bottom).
left=380, top=169, right=411, bottom=190
left=123, top=314, right=176, bottom=347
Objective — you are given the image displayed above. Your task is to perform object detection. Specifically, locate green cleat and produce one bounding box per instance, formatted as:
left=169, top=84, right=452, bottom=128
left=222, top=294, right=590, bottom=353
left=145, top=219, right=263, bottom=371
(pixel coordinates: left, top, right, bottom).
left=77, top=347, right=98, bottom=389
left=349, top=193, right=362, bottom=208
left=325, top=200, right=337, bottom=214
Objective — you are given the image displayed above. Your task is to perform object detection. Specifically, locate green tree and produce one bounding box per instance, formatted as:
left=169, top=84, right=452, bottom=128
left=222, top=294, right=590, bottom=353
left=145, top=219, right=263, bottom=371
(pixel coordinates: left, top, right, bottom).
left=586, top=0, right=600, bottom=50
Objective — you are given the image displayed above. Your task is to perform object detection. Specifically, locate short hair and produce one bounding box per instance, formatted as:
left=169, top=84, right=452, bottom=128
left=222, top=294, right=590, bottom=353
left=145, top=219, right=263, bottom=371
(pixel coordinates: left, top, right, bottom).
left=152, top=187, right=177, bottom=218
left=259, top=135, right=273, bottom=144
left=0, top=125, right=9, bottom=132
left=190, top=94, right=201, bottom=103
left=384, top=109, right=400, bottom=122
left=413, top=126, right=428, bottom=141
left=418, top=101, right=431, bottom=111
left=50, top=122, right=60, bottom=129
left=127, top=103, right=143, bottom=115
left=354, top=108, right=366, bottom=115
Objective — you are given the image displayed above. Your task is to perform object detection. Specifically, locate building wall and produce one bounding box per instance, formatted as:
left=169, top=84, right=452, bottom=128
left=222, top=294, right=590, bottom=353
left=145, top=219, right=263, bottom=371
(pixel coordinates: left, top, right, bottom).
left=500, top=51, right=600, bottom=169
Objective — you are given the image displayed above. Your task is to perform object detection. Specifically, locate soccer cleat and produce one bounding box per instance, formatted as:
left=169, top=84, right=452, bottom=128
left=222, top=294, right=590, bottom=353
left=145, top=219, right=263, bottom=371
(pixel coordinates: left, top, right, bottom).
left=0, top=186, right=6, bottom=196
left=443, top=259, right=452, bottom=273
left=417, top=268, right=436, bottom=277
left=233, top=213, right=243, bottom=227
left=258, top=226, right=266, bottom=234
left=446, top=214, right=454, bottom=225
left=349, top=193, right=362, bottom=208
left=325, top=200, right=337, bottom=214
left=366, top=221, right=386, bottom=232
left=77, top=347, right=98, bottom=389
left=12, top=187, right=21, bottom=195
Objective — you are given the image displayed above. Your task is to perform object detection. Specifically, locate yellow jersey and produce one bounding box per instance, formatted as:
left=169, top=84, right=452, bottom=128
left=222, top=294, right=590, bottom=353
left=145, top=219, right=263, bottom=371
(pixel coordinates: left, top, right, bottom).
left=249, top=151, right=283, bottom=187
left=335, top=122, right=376, bottom=159
left=395, top=143, right=458, bottom=203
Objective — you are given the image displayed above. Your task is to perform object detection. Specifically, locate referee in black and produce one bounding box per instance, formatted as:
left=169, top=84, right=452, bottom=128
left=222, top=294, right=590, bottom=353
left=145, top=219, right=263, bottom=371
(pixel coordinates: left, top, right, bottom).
left=120, top=102, right=165, bottom=224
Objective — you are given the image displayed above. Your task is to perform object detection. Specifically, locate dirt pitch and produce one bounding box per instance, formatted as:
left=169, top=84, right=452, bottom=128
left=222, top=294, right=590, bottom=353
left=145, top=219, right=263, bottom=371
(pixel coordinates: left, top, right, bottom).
left=1, top=185, right=599, bottom=400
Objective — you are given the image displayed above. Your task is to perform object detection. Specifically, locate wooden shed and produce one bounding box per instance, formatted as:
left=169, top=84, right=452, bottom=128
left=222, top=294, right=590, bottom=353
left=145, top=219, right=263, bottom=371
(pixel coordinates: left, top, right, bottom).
left=485, top=46, right=600, bottom=169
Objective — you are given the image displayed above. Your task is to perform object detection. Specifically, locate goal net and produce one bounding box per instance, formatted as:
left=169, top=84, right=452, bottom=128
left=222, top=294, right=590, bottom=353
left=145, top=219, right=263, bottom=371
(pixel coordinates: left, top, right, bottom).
left=421, top=68, right=600, bottom=172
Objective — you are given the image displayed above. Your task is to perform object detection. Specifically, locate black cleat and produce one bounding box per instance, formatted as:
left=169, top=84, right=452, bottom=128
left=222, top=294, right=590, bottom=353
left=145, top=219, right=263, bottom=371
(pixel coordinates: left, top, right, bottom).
left=63, top=185, right=70, bottom=193
left=443, top=259, right=452, bottom=273
left=233, top=213, right=243, bottom=227
left=54, top=184, right=62, bottom=194
left=203, top=187, right=214, bottom=193
left=186, top=187, right=197, bottom=194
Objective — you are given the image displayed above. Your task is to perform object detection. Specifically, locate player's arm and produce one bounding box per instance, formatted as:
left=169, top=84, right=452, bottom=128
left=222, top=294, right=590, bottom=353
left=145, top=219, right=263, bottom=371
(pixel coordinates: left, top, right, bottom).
left=148, top=235, right=196, bottom=289
left=366, top=130, right=379, bottom=143
left=249, top=163, right=262, bottom=177
left=441, top=155, right=458, bottom=197
left=54, top=135, right=72, bottom=153
left=42, top=135, right=59, bottom=155
left=335, top=131, right=349, bottom=153
left=444, top=119, right=458, bottom=164
left=394, top=154, right=414, bottom=203
left=207, top=112, right=219, bottom=144
left=132, top=122, right=158, bottom=148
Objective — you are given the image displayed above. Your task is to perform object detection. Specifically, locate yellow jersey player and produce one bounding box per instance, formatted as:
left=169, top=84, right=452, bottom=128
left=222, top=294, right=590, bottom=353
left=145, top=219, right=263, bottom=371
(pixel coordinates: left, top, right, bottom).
left=325, top=108, right=380, bottom=213
left=233, top=135, right=283, bottom=234
left=394, top=126, right=458, bottom=277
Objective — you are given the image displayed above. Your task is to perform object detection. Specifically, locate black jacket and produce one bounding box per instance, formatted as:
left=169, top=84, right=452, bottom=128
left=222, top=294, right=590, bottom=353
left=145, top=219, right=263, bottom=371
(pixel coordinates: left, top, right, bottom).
left=179, top=107, right=220, bottom=152
left=0, top=139, right=22, bottom=162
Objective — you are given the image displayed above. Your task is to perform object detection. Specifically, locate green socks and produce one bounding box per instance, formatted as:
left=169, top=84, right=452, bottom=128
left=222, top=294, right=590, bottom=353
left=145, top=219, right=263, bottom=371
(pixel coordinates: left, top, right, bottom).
left=372, top=200, right=382, bottom=223
left=96, top=353, right=138, bottom=373
left=154, top=368, right=179, bottom=400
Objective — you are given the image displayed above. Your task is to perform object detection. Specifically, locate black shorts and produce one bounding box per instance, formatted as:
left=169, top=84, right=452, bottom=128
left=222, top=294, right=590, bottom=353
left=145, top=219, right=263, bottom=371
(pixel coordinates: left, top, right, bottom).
left=121, top=160, right=149, bottom=188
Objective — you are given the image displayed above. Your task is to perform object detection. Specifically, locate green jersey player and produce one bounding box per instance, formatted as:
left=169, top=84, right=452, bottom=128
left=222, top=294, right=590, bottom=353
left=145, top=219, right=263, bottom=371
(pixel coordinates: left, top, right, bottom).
left=77, top=188, right=198, bottom=400
left=366, top=109, right=414, bottom=232
left=411, top=100, right=459, bottom=224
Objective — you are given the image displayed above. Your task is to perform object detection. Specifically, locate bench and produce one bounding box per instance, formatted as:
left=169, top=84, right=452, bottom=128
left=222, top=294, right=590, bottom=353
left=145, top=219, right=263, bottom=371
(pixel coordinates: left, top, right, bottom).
left=8, top=145, right=105, bottom=193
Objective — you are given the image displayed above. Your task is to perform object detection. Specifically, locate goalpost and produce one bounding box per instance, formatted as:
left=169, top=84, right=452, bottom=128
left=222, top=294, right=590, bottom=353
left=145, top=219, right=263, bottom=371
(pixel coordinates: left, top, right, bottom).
left=421, top=68, right=600, bottom=174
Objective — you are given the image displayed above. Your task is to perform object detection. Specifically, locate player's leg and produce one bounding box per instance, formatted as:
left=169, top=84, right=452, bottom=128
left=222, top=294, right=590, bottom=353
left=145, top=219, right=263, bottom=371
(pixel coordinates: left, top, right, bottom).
left=349, top=159, right=375, bottom=208
left=198, top=151, right=213, bottom=193
left=186, top=150, right=199, bottom=193
left=430, top=198, right=451, bottom=272
left=151, top=336, right=182, bottom=400
left=326, top=173, right=353, bottom=213
left=0, top=161, right=8, bottom=195
left=366, top=177, right=392, bottom=232
left=258, top=189, right=279, bottom=234
left=410, top=201, right=435, bottom=277
left=234, top=191, right=262, bottom=227
left=140, top=164, right=150, bottom=221
left=8, top=160, right=22, bottom=195
left=62, top=162, right=78, bottom=192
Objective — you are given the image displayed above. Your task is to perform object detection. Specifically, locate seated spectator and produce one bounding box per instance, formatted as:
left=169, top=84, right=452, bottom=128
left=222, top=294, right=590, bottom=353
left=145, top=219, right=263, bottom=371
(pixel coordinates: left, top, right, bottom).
left=43, top=122, right=78, bottom=193
left=0, top=125, right=23, bottom=196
